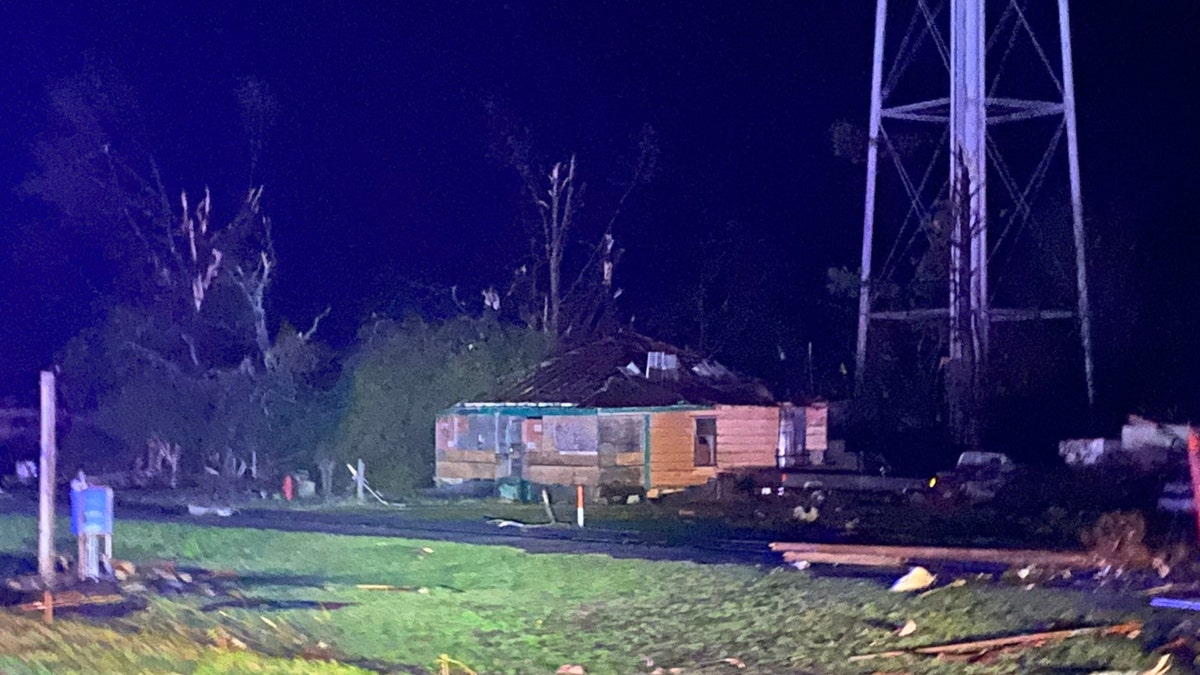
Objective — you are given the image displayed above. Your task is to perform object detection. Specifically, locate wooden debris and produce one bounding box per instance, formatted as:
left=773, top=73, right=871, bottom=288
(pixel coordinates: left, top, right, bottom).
left=783, top=551, right=905, bottom=567
left=436, top=653, right=478, bottom=675
left=897, top=620, right=917, bottom=637
left=918, top=579, right=967, bottom=598
left=111, top=559, right=136, bottom=580
left=849, top=622, right=1142, bottom=662
left=19, top=591, right=125, bottom=612
left=356, top=584, right=429, bottom=594
left=771, top=541, right=1097, bottom=569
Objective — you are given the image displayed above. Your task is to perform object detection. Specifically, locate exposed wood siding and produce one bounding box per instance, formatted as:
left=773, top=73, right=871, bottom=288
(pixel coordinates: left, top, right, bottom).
left=713, top=405, right=780, bottom=469
left=614, top=452, right=643, bottom=467
left=437, top=457, right=500, bottom=480
left=524, top=451, right=598, bottom=468
left=648, top=410, right=715, bottom=488
left=526, top=465, right=602, bottom=486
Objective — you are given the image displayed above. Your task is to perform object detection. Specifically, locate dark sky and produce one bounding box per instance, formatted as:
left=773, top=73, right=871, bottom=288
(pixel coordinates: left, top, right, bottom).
left=1, top=2, right=1197, bottom=425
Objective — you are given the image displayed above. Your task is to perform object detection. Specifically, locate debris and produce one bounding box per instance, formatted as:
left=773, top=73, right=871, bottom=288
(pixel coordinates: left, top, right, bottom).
left=187, top=504, right=235, bottom=517
left=784, top=552, right=905, bottom=567
left=209, top=626, right=248, bottom=651
left=486, top=518, right=554, bottom=529
left=1083, top=511, right=1153, bottom=570
left=18, top=591, right=124, bottom=612
left=1143, top=583, right=1200, bottom=597
left=542, top=488, right=558, bottom=524
left=356, top=584, right=430, bottom=594
left=436, top=653, right=478, bottom=675
left=111, top=559, right=136, bottom=580
left=793, top=505, right=820, bottom=523
left=771, top=541, right=1096, bottom=569
left=345, top=462, right=403, bottom=507
left=897, top=620, right=917, bottom=637
left=1151, top=597, right=1200, bottom=611
left=918, top=579, right=966, bottom=598
left=555, top=666, right=586, bottom=675
left=849, top=622, right=1142, bottom=662
left=1085, top=654, right=1172, bottom=675
left=890, top=567, right=936, bottom=592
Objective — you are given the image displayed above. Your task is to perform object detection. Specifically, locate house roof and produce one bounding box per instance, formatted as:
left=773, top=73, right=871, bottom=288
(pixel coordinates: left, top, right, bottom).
left=491, top=331, right=776, bottom=408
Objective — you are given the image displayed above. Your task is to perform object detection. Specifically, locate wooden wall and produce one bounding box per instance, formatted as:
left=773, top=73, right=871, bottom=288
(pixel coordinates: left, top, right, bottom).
left=713, top=405, right=781, bottom=469
left=648, top=410, right=715, bottom=488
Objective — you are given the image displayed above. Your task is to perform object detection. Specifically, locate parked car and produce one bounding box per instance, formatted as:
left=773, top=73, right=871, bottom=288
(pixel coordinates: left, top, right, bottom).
left=930, top=451, right=1018, bottom=504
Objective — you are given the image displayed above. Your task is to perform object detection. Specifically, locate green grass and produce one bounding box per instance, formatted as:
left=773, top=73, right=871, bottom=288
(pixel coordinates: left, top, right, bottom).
left=0, top=515, right=1172, bottom=674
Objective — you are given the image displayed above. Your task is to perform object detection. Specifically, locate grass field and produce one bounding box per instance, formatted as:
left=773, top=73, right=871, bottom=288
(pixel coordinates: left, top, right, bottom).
left=0, top=514, right=1174, bottom=674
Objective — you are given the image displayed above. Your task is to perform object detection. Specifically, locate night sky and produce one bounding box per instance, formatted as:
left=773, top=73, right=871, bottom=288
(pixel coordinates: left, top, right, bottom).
left=1, top=2, right=1197, bottom=428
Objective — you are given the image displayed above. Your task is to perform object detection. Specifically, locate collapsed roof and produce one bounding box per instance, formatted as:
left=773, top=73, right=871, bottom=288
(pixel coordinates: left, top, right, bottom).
left=492, top=331, right=776, bottom=408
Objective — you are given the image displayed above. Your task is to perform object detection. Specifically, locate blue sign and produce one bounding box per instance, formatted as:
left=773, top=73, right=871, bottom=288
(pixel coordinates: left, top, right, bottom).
left=70, top=486, right=114, bottom=536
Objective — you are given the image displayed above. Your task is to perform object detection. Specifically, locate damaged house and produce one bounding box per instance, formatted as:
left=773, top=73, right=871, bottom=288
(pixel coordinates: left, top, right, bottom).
left=434, top=332, right=837, bottom=494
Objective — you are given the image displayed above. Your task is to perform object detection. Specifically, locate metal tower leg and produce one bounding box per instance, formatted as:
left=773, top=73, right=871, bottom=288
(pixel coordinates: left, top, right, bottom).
left=855, top=0, right=888, bottom=393
left=1058, top=0, right=1095, bottom=409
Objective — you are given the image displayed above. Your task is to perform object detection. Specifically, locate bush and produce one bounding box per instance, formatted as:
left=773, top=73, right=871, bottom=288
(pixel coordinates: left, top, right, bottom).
left=332, top=316, right=547, bottom=495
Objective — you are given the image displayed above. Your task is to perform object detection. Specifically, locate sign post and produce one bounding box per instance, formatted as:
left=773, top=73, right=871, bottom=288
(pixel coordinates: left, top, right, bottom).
left=37, top=371, right=57, bottom=622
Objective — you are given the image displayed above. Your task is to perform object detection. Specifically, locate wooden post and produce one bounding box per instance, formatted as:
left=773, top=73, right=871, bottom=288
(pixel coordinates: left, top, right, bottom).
left=318, top=459, right=335, bottom=500
left=38, top=370, right=57, bottom=623
left=356, top=459, right=365, bottom=503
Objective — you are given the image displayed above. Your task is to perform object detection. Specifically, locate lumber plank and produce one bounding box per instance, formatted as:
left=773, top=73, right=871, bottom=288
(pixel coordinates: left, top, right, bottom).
left=770, top=542, right=1096, bottom=568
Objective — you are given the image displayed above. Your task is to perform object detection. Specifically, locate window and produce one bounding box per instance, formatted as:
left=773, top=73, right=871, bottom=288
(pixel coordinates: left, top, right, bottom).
left=694, top=417, right=717, bottom=467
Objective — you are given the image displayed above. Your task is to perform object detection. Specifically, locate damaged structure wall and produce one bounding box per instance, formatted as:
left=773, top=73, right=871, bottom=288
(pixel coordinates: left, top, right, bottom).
left=432, top=331, right=841, bottom=492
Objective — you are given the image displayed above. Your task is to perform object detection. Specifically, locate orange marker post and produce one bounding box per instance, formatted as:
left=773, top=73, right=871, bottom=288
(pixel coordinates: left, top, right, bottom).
left=576, top=484, right=585, bottom=528
left=1188, top=426, right=1200, bottom=547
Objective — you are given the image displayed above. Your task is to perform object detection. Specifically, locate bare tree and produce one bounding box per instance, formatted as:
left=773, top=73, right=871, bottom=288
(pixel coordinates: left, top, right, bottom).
left=26, top=66, right=328, bottom=488
left=532, top=156, right=577, bottom=337
left=488, top=106, right=658, bottom=341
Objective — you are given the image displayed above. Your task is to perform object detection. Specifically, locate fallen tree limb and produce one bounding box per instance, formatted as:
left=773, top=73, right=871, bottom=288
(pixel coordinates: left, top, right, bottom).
left=849, top=622, right=1142, bottom=662
left=772, top=541, right=1096, bottom=568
